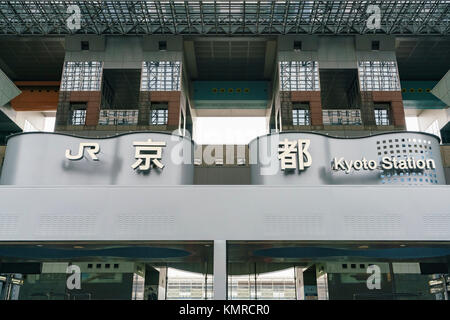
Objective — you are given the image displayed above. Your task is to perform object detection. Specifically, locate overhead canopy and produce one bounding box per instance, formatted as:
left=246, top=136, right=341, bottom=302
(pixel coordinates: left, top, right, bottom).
left=0, top=1, right=449, bottom=36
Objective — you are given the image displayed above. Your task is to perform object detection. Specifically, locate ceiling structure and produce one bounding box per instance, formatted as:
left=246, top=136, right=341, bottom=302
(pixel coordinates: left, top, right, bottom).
left=0, top=36, right=65, bottom=81
left=396, top=36, right=450, bottom=81
left=191, top=38, right=268, bottom=80
left=0, top=1, right=449, bottom=36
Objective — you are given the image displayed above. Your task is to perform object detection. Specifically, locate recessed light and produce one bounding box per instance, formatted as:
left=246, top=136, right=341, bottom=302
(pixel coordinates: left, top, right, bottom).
left=358, top=245, right=369, bottom=249
left=400, top=244, right=407, bottom=247
left=73, top=246, right=84, bottom=249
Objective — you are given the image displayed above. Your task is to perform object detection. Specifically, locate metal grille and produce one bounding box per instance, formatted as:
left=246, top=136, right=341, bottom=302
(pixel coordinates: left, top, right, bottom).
left=292, top=108, right=311, bottom=125
left=323, top=109, right=362, bottom=125
left=150, top=106, right=168, bottom=125
left=60, top=61, right=103, bottom=91
left=70, top=108, right=86, bottom=125
left=141, top=61, right=181, bottom=91
left=374, top=108, right=390, bottom=125
left=99, top=110, right=139, bottom=125
left=0, top=1, right=448, bottom=35
left=358, top=61, right=400, bottom=91
left=279, top=61, right=320, bottom=91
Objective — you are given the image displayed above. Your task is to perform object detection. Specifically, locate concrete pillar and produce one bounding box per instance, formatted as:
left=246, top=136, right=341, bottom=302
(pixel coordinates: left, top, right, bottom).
left=157, top=266, right=167, bottom=300
left=213, top=240, right=227, bottom=300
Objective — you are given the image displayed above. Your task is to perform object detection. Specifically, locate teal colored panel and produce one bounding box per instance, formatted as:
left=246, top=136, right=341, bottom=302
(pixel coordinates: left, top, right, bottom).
left=401, top=81, right=446, bottom=109
left=193, top=81, right=269, bottom=101
left=403, top=100, right=447, bottom=109
left=194, top=100, right=268, bottom=109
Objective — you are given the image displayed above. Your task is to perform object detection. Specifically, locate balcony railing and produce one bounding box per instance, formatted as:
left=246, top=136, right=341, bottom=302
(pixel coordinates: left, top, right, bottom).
left=98, top=110, right=139, bottom=125
left=322, top=109, right=362, bottom=125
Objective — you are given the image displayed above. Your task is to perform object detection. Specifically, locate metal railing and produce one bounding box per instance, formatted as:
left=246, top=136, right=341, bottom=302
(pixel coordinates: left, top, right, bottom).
left=98, top=110, right=139, bottom=125
left=323, top=109, right=362, bottom=125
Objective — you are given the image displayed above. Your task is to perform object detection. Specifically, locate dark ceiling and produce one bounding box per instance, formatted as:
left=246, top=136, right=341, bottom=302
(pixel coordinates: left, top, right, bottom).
left=396, top=36, right=450, bottom=81
left=0, top=37, right=65, bottom=81
left=193, top=40, right=268, bottom=81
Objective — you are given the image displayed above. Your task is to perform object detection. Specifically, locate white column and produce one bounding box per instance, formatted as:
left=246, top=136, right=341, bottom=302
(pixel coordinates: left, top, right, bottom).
left=157, top=266, right=167, bottom=300
left=213, top=240, right=227, bottom=300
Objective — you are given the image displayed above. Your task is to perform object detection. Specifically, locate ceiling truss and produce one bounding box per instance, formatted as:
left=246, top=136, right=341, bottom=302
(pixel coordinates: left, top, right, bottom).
left=0, top=1, right=449, bottom=36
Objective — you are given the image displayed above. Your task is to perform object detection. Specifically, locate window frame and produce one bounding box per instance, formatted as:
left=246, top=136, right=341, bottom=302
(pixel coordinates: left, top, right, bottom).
left=374, top=104, right=391, bottom=126
left=292, top=103, right=311, bottom=126
left=70, top=103, right=87, bottom=126
left=150, top=103, right=169, bottom=125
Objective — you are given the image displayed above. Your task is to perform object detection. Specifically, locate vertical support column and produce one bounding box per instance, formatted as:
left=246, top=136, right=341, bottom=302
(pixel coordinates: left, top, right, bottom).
left=157, top=266, right=167, bottom=300
left=138, top=91, right=151, bottom=125
left=0, top=275, right=12, bottom=300
left=360, top=91, right=376, bottom=126
left=214, top=240, right=227, bottom=300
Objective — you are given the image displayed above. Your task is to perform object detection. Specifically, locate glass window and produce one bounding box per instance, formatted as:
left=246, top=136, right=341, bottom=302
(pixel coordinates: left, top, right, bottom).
left=99, top=110, right=139, bottom=125
left=279, top=61, right=320, bottom=91
left=425, top=120, right=442, bottom=141
left=292, top=104, right=310, bottom=125
left=70, top=104, right=87, bottom=125
left=323, top=109, right=362, bottom=125
left=374, top=108, right=390, bottom=126
left=60, top=61, right=103, bottom=91
left=150, top=104, right=168, bottom=125
left=358, top=61, right=400, bottom=91
left=141, top=61, right=181, bottom=91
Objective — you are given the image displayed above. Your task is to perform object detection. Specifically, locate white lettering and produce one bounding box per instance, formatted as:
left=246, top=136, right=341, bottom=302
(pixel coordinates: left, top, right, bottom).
left=367, top=265, right=381, bottom=290
left=381, top=157, right=393, bottom=170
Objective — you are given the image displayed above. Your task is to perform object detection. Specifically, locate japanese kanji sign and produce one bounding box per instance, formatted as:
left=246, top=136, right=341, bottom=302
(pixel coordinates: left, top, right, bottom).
left=278, top=138, right=312, bottom=171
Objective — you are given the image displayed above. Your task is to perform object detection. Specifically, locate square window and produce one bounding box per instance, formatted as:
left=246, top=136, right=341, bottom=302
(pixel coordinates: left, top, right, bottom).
left=105, top=264, right=110, bottom=269
left=292, top=103, right=310, bottom=125
left=96, top=264, right=101, bottom=269
left=70, top=104, right=87, bottom=125
left=351, top=264, right=356, bottom=269
left=371, top=40, right=380, bottom=51
left=87, top=264, right=93, bottom=269
left=375, top=107, right=390, bottom=126
left=158, top=41, right=167, bottom=51
left=114, top=264, right=119, bottom=269
left=81, top=41, right=89, bottom=51
left=150, top=103, right=169, bottom=125
left=294, top=41, right=302, bottom=51
left=342, top=264, right=348, bottom=269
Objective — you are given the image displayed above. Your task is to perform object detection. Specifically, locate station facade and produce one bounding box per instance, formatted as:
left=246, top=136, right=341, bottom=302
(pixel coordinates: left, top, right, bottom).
left=0, top=2, right=449, bottom=300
